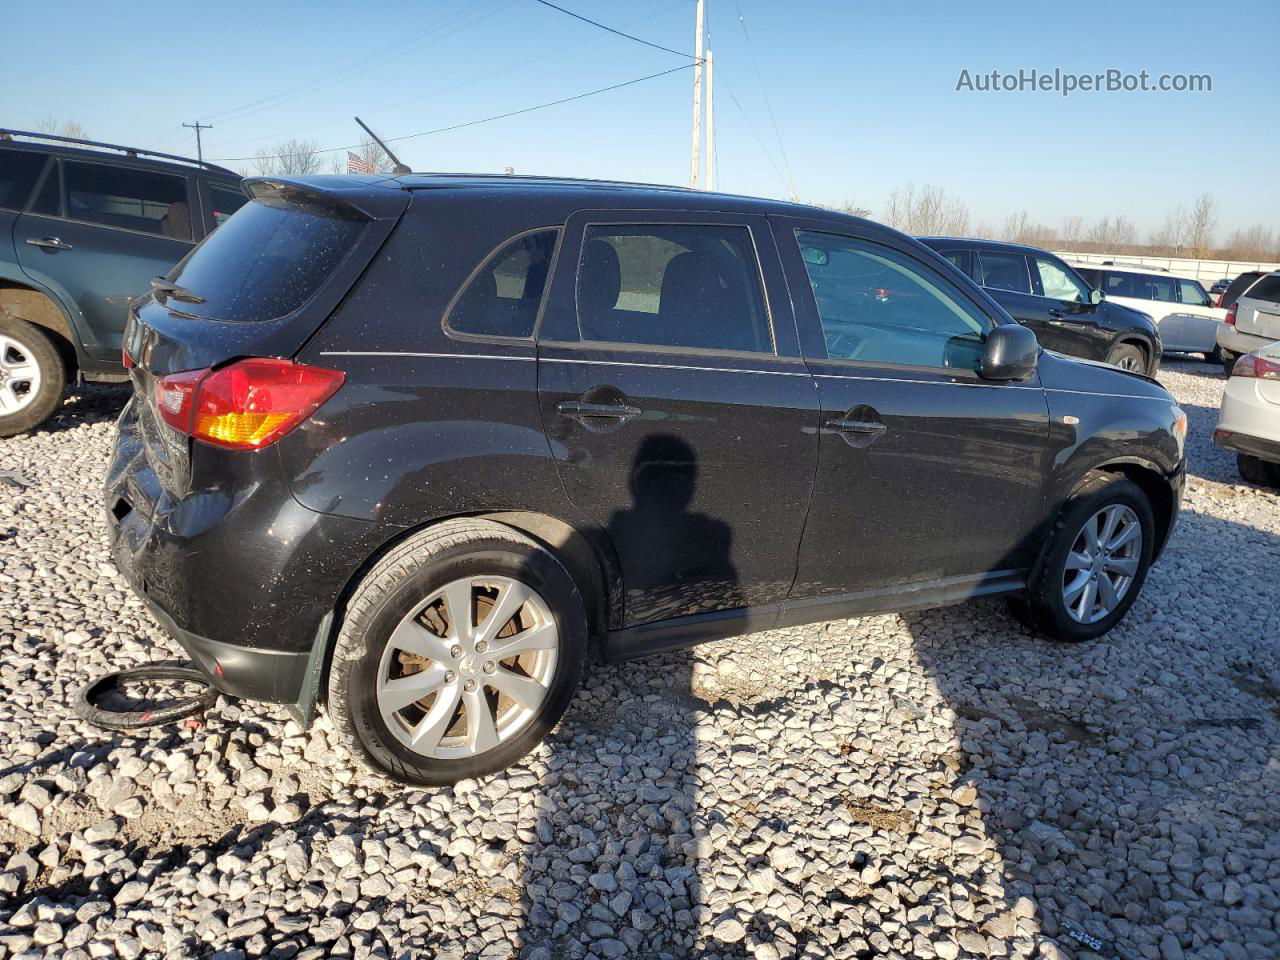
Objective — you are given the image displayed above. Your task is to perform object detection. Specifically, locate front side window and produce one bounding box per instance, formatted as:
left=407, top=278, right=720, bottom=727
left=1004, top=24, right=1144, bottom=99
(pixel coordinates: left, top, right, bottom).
left=576, top=223, right=772, bottom=353
left=0, top=150, right=48, bottom=211
left=977, top=251, right=1032, bottom=294
left=448, top=229, right=558, bottom=338
left=209, top=182, right=248, bottom=228
left=1177, top=278, right=1211, bottom=306
left=1034, top=257, right=1089, bottom=303
left=796, top=231, right=991, bottom=370
left=62, top=161, right=191, bottom=239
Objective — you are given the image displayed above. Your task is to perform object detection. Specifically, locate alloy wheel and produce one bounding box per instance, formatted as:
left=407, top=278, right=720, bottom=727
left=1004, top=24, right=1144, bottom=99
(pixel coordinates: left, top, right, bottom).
left=0, top=333, right=41, bottom=415
left=1115, top=355, right=1143, bottom=373
left=375, top=576, right=559, bottom=759
left=1061, top=504, right=1143, bottom=624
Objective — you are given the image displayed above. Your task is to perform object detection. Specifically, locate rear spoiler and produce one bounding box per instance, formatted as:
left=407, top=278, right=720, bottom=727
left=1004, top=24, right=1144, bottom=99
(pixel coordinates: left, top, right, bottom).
left=243, top=176, right=410, bottom=221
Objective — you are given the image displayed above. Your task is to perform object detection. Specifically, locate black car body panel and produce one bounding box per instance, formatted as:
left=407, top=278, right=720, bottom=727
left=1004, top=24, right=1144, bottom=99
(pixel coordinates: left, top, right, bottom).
left=105, top=175, right=1185, bottom=721
left=920, top=237, right=1162, bottom=374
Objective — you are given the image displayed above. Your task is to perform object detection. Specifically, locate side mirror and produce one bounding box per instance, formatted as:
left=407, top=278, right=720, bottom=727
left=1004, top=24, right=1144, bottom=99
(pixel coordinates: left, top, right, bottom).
left=1090, top=289, right=1104, bottom=305
left=981, top=323, right=1039, bottom=381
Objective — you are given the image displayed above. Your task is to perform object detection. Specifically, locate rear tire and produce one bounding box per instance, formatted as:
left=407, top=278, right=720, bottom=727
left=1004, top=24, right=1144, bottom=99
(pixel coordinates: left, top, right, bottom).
left=327, top=519, right=588, bottom=785
left=1025, top=473, right=1155, bottom=643
left=0, top=311, right=65, bottom=437
left=1237, top=454, right=1280, bottom=487
left=1106, top=342, right=1146, bottom=375
left=1204, top=345, right=1223, bottom=365
left=1222, top=352, right=1237, bottom=377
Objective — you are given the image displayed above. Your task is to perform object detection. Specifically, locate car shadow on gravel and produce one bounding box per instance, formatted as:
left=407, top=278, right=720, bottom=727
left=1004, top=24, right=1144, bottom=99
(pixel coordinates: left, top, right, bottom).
left=904, top=507, right=1280, bottom=960
left=11, top=384, right=132, bottom=438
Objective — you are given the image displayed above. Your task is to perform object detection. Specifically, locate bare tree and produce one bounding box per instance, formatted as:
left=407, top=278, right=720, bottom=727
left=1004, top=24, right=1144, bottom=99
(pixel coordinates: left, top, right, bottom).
left=1001, top=210, right=1055, bottom=247
left=254, top=139, right=325, bottom=176
left=883, top=183, right=969, bottom=235
left=35, top=116, right=88, bottom=140
left=1059, top=215, right=1085, bottom=250
left=1148, top=206, right=1188, bottom=255
left=353, top=137, right=396, bottom=174
left=1222, top=225, right=1278, bottom=261
left=812, top=200, right=871, bottom=218
left=1184, top=194, right=1216, bottom=259
left=1086, top=216, right=1138, bottom=251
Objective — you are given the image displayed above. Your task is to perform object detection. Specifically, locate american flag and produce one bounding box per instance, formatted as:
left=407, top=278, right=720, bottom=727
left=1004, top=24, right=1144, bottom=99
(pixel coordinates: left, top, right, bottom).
left=347, top=151, right=374, bottom=174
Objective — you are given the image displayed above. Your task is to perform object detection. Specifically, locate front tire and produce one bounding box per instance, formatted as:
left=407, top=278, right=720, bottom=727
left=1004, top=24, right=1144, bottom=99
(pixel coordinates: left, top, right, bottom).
left=1204, top=345, right=1223, bottom=365
left=0, top=311, right=65, bottom=437
left=1025, top=473, right=1155, bottom=643
left=327, top=519, right=588, bottom=785
left=1106, top=342, right=1147, bottom=375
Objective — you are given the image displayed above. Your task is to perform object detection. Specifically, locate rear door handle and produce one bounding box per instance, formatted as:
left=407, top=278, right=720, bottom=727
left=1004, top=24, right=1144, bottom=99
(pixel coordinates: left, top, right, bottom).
left=556, top=401, right=643, bottom=420
left=26, top=236, right=73, bottom=251
left=826, top=418, right=886, bottom=447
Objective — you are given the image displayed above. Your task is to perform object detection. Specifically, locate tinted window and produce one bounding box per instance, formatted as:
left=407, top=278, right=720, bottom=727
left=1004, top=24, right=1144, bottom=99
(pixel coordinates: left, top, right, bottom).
left=29, top=165, right=61, bottom=217
left=1106, top=272, right=1175, bottom=301
left=166, top=198, right=365, bottom=323
left=1034, top=257, right=1089, bottom=303
left=796, top=231, right=991, bottom=370
left=1244, top=274, right=1280, bottom=303
left=209, top=182, right=248, bottom=228
left=1177, top=279, right=1211, bottom=306
left=0, top=150, right=47, bottom=211
left=1222, top=272, right=1264, bottom=308
left=62, top=161, right=191, bottom=239
left=576, top=224, right=772, bottom=353
left=448, top=229, right=559, bottom=338
left=1074, top=266, right=1103, bottom=287
left=939, top=249, right=975, bottom=279
left=977, top=251, right=1032, bottom=294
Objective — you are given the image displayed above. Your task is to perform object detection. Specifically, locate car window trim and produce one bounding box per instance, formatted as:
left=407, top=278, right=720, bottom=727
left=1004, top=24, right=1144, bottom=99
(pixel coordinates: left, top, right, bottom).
left=563, top=217, right=780, bottom=358
left=46, top=158, right=196, bottom=242
left=975, top=249, right=1034, bottom=296
left=792, top=228, right=999, bottom=375
left=441, top=225, right=564, bottom=345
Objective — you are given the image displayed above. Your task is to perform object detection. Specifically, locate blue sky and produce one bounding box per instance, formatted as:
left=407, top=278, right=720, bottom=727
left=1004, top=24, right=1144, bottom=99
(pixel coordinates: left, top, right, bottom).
left=7, top=0, right=1278, bottom=236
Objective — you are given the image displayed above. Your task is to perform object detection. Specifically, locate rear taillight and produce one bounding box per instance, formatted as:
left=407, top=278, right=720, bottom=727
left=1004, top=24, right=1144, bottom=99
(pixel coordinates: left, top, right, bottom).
left=1231, top=353, right=1280, bottom=381
left=122, top=347, right=134, bottom=369
left=153, top=358, right=344, bottom=450
left=1225, top=303, right=1238, bottom=325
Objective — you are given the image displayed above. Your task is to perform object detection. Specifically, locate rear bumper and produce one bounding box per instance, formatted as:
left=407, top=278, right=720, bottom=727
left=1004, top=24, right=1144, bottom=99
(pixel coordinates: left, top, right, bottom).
left=1214, top=375, right=1280, bottom=464
left=104, top=397, right=384, bottom=705
left=1216, top=325, right=1277, bottom=357
left=1214, top=430, right=1280, bottom=464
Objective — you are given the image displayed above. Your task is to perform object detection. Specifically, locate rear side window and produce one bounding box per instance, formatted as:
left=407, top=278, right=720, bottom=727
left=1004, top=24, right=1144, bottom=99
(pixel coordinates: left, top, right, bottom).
left=1244, top=274, right=1280, bottom=303
left=976, top=251, right=1031, bottom=294
left=448, top=229, right=559, bottom=338
left=576, top=223, right=772, bottom=353
left=938, top=249, right=975, bottom=279
left=166, top=198, right=366, bottom=322
left=0, top=150, right=47, bottom=211
left=1107, top=272, right=1174, bottom=301
left=796, top=231, right=991, bottom=370
left=208, top=182, right=248, bottom=228
left=62, top=161, right=192, bottom=239
left=1074, top=266, right=1102, bottom=287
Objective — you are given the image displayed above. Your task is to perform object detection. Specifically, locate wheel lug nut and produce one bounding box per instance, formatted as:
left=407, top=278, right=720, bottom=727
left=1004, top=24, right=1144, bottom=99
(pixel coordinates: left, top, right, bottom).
left=444, top=670, right=457, bottom=683
left=474, top=640, right=488, bottom=653
left=450, top=645, right=463, bottom=658
left=483, top=661, right=496, bottom=674
left=463, top=679, right=477, bottom=692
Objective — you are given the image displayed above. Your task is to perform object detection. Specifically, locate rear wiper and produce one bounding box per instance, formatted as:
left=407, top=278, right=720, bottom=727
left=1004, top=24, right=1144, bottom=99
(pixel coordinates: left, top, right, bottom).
left=150, top=277, right=206, bottom=304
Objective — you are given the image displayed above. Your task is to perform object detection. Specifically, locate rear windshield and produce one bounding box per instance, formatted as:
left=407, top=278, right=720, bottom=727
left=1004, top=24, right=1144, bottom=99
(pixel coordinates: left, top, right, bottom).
left=1242, top=274, right=1280, bottom=304
left=1222, top=272, right=1263, bottom=308
left=167, top=197, right=365, bottom=322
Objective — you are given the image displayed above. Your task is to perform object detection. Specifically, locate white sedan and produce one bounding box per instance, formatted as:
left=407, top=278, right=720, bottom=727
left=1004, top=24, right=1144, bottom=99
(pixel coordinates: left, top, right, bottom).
left=1214, top=343, right=1280, bottom=485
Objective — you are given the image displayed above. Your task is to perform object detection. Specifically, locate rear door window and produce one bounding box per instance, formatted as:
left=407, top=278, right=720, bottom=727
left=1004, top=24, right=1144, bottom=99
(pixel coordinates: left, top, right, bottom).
left=938, top=249, right=975, bottom=279
left=0, top=150, right=48, bottom=211
left=447, top=229, right=559, bottom=338
left=165, top=198, right=366, bottom=322
left=976, top=251, right=1032, bottom=294
left=575, top=223, right=773, bottom=353
left=62, top=161, right=192, bottom=239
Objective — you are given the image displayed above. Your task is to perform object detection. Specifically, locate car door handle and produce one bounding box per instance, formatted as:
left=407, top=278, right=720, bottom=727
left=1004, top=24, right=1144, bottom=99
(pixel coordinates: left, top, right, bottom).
left=556, top=401, right=643, bottom=420
left=826, top=418, right=886, bottom=447
left=26, top=236, right=73, bottom=251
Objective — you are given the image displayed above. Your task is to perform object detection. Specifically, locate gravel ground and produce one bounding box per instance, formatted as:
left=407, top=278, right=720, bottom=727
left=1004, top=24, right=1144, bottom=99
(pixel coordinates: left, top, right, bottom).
left=0, top=359, right=1277, bottom=960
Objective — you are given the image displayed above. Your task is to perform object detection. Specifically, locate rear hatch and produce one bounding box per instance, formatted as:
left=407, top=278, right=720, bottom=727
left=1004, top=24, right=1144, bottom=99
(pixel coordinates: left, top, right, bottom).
left=1234, top=274, right=1280, bottom=340
left=123, top=176, right=409, bottom=491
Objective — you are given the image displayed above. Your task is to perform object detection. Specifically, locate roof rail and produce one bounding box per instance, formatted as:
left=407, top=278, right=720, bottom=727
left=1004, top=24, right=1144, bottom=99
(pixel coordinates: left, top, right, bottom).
left=0, top=128, right=239, bottom=177
left=1099, top=260, right=1171, bottom=273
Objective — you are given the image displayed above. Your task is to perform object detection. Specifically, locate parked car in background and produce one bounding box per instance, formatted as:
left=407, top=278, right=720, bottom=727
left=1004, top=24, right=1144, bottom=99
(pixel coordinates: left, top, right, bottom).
left=1217, top=271, right=1280, bottom=375
left=1209, top=278, right=1233, bottom=298
left=1069, top=262, right=1225, bottom=364
left=0, top=128, right=245, bottom=435
left=107, top=175, right=1187, bottom=784
left=919, top=238, right=1161, bottom=375
left=1214, top=343, right=1280, bottom=485
left=1217, top=270, right=1264, bottom=309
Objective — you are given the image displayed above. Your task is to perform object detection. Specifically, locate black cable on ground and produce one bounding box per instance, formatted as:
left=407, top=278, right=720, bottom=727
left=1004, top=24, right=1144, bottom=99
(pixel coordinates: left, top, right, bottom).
left=73, top=665, right=217, bottom=731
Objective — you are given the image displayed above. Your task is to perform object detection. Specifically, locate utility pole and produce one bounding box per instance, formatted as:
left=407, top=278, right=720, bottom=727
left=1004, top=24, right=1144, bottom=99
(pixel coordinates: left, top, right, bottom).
left=689, top=0, right=704, bottom=189
left=182, top=121, right=211, bottom=163
left=705, top=48, right=715, bottom=191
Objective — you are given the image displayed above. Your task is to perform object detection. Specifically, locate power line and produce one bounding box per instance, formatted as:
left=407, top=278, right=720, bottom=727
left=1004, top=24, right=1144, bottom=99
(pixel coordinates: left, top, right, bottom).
left=530, top=0, right=699, bottom=61
left=182, top=121, right=212, bottom=163
left=210, top=63, right=695, bottom=164
left=732, top=0, right=797, bottom=200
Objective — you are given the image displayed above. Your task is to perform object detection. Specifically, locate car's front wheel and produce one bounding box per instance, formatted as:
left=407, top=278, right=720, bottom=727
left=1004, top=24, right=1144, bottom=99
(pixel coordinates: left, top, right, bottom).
left=327, top=519, right=587, bottom=785
left=1025, top=473, right=1155, bottom=642
left=0, top=311, right=65, bottom=437
left=1204, top=345, right=1223, bottom=365
left=1106, top=342, right=1147, bottom=375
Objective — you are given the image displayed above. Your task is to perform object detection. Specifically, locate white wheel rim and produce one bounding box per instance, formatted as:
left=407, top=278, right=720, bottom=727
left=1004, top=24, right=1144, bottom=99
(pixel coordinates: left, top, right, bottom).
left=1061, top=504, right=1142, bottom=624
left=0, top=333, right=42, bottom=415
left=375, top=576, right=559, bottom=760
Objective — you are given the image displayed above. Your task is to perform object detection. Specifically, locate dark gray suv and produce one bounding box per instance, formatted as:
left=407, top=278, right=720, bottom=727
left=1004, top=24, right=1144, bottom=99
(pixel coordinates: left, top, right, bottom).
left=0, top=129, right=244, bottom=435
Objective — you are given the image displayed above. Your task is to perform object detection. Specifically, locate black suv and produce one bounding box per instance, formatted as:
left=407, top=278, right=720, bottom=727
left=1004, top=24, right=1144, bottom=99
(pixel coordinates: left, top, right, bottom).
left=106, top=175, right=1186, bottom=784
left=0, top=129, right=245, bottom=435
left=920, top=238, right=1162, bottom=376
